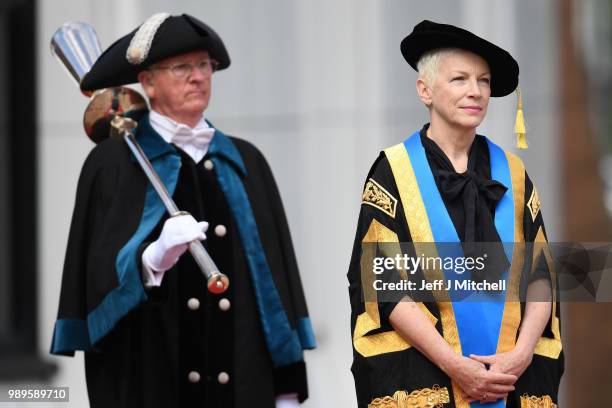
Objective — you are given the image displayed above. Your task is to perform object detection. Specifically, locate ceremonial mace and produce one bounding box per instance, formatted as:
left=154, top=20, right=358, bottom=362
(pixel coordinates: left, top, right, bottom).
left=50, top=22, right=229, bottom=294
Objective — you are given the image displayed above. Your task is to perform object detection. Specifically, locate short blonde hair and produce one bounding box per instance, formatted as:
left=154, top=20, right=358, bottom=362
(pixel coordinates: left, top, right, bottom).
left=416, top=48, right=461, bottom=87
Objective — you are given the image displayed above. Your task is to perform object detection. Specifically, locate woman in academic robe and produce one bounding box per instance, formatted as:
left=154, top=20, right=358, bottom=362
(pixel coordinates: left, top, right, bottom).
left=348, top=20, right=563, bottom=408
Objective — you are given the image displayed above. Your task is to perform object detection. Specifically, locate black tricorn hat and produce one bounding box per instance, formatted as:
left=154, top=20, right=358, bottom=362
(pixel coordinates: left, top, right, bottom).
left=80, top=13, right=230, bottom=92
left=400, top=20, right=519, bottom=97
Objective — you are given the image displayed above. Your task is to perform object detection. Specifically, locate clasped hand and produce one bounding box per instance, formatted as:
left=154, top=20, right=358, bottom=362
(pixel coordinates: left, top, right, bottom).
left=450, top=347, right=532, bottom=403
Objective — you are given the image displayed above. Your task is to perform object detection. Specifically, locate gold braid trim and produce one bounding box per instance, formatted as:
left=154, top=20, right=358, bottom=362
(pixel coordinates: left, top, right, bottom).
left=520, top=394, right=557, bottom=408
left=385, top=143, right=469, bottom=406
left=495, top=152, right=526, bottom=355
left=384, top=143, right=467, bottom=406
left=368, top=385, right=450, bottom=408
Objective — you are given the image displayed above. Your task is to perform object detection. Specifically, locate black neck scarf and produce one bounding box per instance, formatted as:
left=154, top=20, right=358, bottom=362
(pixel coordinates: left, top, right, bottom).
left=419, top=124, right=509, bottom=281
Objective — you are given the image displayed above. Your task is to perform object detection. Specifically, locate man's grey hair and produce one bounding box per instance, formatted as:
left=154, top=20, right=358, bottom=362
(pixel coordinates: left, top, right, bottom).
left=416, top=48, right=462, bottom=87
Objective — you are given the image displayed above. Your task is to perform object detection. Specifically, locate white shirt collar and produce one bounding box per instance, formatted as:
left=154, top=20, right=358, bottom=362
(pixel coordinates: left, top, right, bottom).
left=148, top=109, right=211, bottom=143
left=148, top=109, right=213, bottom=163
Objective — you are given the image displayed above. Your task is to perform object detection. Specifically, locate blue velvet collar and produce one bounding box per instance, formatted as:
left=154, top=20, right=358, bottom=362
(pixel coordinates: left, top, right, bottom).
left=206, top=120, right=247, bottom=177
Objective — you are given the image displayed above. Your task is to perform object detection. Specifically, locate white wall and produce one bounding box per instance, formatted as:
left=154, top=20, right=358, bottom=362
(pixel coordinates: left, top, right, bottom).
left=33, top=1, right=561, bottom=407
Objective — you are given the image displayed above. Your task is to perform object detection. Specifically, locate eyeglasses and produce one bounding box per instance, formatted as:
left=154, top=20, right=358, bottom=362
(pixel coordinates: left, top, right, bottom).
left=151, top=59, right=219, bottom=78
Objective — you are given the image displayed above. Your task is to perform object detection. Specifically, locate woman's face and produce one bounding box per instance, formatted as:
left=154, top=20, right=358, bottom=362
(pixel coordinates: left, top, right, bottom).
left=426, top=50, right=491, bottom=131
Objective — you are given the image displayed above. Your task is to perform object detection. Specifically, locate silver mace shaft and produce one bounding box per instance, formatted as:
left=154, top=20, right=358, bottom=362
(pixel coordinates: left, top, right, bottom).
left=111, top=116, right=229, bottom=294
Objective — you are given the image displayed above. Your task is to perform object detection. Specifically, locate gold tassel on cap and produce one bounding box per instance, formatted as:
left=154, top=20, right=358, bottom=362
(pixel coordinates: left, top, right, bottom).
left=515, top=86, right=528, bottom=149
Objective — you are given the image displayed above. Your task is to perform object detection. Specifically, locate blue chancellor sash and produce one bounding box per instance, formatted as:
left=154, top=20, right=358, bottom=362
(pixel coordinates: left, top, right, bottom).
left=404, top=131, right=514, bottom=408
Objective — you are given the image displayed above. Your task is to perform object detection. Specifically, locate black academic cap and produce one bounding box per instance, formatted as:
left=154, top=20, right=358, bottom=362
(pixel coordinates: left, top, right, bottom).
left=80, top=13, right=230, bottom=92
left=400, top=20, right=519, bottom=97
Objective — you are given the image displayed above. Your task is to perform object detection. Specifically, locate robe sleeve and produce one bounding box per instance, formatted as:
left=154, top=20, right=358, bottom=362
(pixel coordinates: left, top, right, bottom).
left=348, top=153, right=413, bottom=338
left=50, top=138, right=150, bottom=356
left=521, top=171, right=563, bottom=345
left=50, top=144, right=108, bottom=355
left=507, top=170, right=564, bottom=405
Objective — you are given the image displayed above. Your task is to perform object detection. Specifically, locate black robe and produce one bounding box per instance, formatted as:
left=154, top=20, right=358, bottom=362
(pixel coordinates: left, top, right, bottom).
left=51, top=112, right=315, bottom=408
left=348, top=126, right=563, bottom=407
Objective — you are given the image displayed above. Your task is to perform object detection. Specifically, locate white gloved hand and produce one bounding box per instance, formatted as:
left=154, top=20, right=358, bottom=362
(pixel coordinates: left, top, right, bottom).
left=142, top=214, right=208, bottom=272
left=275, top=393, right=300, bottom=408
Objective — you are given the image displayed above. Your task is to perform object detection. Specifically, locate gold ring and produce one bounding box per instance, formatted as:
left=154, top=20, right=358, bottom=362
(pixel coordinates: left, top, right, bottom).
left=482, top=392, right=488, bottom=400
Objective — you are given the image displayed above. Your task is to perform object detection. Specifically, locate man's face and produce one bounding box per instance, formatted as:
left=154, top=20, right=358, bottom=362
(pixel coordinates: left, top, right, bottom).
left=427, top=50, right=491, bottom=130
left=139, top=50, right=213, bottom=123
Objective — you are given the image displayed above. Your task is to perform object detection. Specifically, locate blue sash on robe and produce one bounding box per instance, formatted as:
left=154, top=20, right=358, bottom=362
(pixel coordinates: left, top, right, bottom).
left=404, top=131, right=514, bottom=407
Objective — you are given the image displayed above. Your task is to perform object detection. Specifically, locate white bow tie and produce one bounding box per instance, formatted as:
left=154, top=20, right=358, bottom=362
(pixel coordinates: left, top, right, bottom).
left=171, top=125, right=215, bottom=150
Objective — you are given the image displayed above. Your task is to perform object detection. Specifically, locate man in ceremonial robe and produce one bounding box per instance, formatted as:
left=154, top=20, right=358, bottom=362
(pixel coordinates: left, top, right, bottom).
left=348, top=20, right=563, bottom=408
left=50, top=13, right=315, bottom=408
